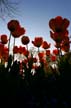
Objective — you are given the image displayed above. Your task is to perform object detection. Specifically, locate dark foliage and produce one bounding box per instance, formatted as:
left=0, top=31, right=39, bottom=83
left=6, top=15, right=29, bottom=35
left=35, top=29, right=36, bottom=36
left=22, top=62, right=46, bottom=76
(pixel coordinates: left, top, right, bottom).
left=0, top=55, right=71, bottom=107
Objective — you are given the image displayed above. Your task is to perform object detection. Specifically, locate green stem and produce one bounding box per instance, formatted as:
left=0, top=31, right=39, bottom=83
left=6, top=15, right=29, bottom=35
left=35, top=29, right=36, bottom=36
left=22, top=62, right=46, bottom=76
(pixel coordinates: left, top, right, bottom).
left=60, top=48, right=62, bottom=56
left=38, top=47, right=39, bottom=53
left=26, top=44, right=29, bottom=60
left=26, top=44, right=28, bottom=51
left=57, top=47, right=62, bottom=59
left=13, top=38, right=15, bottom=61
left=8, top=32, right=11, bottom=55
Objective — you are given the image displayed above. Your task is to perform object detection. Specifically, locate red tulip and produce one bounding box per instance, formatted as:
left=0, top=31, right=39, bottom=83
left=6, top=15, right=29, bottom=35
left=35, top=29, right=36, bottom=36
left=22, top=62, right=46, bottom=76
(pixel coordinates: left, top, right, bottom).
left=21, top=36, right=30, bottom=45
left=49, top=16, right=70, bottom=33
left=46, top=50, right=50, bottom=56
left=61, top=37, right=70, bottom=52
left=51, top=55, right=56, bottom=61
left=18, top=46, right=26, bottom=54
left=11, top=27, right=26, bottom=38
left=7, top=20, right=20, bottom=32
left=13, top=46, right=19, bottom=54
left=33, top=57, right=37, bottom=63
left=32, top=37, right=43, bottom=47
left=50, top=31, right=68, bottom=43
left=42, top=41, right=50, bottom=49
left=38, top=52, right=44, bottom=58
left=53, top=49, right=59, bottom=55
left=2, top=46, right=9, bottom=62
left=1, top=34, right=8, bottom=44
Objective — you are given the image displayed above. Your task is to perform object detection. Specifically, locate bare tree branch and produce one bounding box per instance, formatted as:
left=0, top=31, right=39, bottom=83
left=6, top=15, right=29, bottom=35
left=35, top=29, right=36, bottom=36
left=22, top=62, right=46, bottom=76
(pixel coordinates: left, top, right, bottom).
left=0, top=0, right=21, bottom=19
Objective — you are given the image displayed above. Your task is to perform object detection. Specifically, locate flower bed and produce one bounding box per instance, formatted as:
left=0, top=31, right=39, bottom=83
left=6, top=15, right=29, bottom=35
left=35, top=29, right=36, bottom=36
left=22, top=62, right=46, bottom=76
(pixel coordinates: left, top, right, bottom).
left=0, top=16, right=71, bottom=106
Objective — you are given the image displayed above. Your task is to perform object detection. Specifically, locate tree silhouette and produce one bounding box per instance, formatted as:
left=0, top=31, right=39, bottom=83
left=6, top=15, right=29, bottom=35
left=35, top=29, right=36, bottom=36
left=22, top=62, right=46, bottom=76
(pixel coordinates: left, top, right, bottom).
left=0, top=0, right=20, bottom=19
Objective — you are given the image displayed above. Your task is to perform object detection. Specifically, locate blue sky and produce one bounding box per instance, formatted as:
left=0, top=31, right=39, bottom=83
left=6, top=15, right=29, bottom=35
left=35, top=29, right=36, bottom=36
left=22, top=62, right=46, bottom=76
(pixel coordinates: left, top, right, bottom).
left=0, top=0, right=71, bottom=50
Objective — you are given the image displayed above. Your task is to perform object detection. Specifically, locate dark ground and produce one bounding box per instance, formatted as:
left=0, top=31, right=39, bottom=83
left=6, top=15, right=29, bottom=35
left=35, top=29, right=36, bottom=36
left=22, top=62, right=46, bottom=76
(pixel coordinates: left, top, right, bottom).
left=0, top=73, right=71, bottom=107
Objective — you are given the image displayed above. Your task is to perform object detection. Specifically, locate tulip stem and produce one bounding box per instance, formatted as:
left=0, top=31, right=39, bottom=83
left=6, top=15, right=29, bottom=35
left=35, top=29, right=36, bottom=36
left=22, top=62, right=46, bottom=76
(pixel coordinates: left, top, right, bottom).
left=8, top=32, right=11, bottom=55
left=60, top=48, right=62, bottom=56
left=38, top=47, right=39, bottom=53
left=13, top=38, right=15, bottom=61
left=26, top=44, right=29, bottom=60
left=26, top=44, right=28, bottom=51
